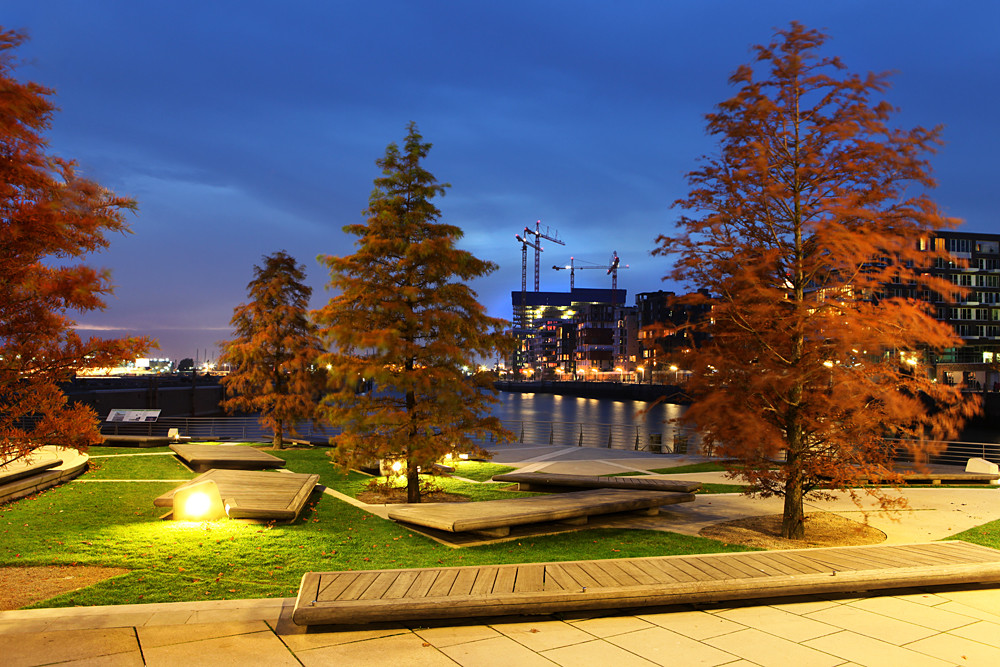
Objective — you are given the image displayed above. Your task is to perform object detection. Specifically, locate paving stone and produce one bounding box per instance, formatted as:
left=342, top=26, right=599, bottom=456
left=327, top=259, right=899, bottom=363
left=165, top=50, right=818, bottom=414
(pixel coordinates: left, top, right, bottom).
left=493, top=619, right=594, bottom=651
left=437, top=635, right=558, bottom=666
left=805, top=604, right=938, bottom=645
left=637, top=609, right=745, bottom=640
left=143, top=629, right=298, bottom=666
left=413, top=623, right=502, bottom=648
left=0, top=627, right=138, bottom=667
left=803, top=629, right=953, bottom=667
left=565, top=614, right=655, bottom=637
left=704, top=628, right=844, bottom=667
left=295, top=632, right=482, bottom=666
left=281, top=626, right=414, bottom=651
left=905, top=632, right=1000, bottom=665
left=715, top=604, right=838, bottom=642
left=949, top=619, right=1000, bottom=649
left=541, top=638, right=659, bottom=667
left=606, top=626, right=739, bottom=666
left=849, top=595, right=978, bottom=632
left=137, top=620, right=270, bottom=649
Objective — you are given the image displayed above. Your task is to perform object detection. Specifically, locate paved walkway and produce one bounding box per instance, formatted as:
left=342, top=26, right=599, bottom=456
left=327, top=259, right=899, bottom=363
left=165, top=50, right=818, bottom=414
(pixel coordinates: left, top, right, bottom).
left=3, top=445, right=1000, bottom=665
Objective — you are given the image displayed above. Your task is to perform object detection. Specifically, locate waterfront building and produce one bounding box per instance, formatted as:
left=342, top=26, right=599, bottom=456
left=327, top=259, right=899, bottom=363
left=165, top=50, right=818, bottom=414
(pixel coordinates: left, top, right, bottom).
left=921, top=231, right=1000, bottom=388
left=509, top=288, right=626, bottom=378
left=635, top=290, right=712, bottom=384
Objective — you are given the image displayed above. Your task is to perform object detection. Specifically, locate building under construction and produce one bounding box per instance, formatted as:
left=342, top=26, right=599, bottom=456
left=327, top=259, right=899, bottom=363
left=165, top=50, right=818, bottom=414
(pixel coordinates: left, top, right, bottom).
left=509, top=288, right=637, bottom=380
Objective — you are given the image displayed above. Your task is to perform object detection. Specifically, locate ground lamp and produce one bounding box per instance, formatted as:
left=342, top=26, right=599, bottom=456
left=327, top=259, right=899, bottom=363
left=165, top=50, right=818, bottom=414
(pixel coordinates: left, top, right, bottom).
left=173, top=479, right=227, bottom=521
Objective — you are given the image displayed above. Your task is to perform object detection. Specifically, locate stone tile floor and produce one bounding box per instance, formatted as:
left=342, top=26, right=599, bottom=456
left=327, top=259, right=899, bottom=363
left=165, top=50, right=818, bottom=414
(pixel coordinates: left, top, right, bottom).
left=2, top=583, right=1000, bottom=665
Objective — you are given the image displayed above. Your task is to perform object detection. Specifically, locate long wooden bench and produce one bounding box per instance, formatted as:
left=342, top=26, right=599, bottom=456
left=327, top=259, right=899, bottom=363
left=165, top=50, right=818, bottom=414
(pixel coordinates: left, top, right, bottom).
left=821, top=472, right=1000, bottom=486
left=169, top=443, right=286, bottom=473
left=491, top=471, right=701, bottom=493
left=292, top=541, right=1000, bottom=626
left=388, top=488, right=696, bottom=538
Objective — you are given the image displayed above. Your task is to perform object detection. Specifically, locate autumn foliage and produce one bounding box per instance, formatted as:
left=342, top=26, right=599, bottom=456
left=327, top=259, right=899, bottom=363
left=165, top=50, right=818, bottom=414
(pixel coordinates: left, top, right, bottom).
left=219, top=251, right=325, bottom=449
left=314, top=122, right=511, bottom=502
left=656, top=24, right=979, bottom=538
left=1, top=29, right=150, bottom=463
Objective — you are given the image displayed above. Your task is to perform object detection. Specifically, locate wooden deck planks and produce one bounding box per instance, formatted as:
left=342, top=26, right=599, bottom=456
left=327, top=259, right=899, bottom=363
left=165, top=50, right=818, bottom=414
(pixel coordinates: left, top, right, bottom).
left=492, top=471, right=702, bottom=493
left=293, top=542, right=1000, bottom=626
left=169, top=443, right=286, bottom=473
left=153, top=469, right=319, bottom=522
left=387, top=488, right=696, bottom=536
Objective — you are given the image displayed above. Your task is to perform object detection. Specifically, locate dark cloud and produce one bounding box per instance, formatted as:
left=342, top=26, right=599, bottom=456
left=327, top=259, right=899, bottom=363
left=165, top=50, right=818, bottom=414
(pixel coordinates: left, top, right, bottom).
left=6, top=0, right=998, bottom=359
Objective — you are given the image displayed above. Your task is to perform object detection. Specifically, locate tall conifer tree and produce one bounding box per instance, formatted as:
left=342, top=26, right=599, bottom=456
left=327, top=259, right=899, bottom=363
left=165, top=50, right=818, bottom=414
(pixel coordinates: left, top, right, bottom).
left=657, top=24, right=979, bottom=539
left=219, top=251, right=323, bottom=449
left=1, top=29, right=150, bottom=463
left=315, top=122, right=511, bottom=503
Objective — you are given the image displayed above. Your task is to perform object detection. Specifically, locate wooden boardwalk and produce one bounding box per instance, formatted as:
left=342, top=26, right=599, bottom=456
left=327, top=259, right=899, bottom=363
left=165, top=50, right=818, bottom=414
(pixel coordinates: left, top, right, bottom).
left=293, top=541, right=1000, bottom=626
left=153, top=469, right=319, bottom=521
left=491, top=471, right=701, bottom=493
left=388, top=488, right=696, bottom=537
left=170, top=443, right=285, bottom=473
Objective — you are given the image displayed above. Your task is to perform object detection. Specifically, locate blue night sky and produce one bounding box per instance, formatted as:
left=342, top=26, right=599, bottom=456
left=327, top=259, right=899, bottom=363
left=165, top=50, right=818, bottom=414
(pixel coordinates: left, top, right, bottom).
left=6, top=1, right=998, bottom=361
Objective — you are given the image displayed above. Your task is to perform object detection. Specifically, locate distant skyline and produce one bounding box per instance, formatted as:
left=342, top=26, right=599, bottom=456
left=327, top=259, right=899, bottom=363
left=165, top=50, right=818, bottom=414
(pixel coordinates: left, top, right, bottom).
left=6, top=1, right=998, bottom=361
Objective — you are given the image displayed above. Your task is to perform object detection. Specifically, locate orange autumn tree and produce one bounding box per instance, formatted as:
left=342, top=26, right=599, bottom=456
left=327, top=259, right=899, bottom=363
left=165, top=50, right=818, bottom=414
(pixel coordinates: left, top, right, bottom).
left=656, top=23, right=979, bottom=539
left=314, top=122, right=511, bottom=503
left=1, top=29, right=150, bottom=464
left=219, top=251, right=324, bottom=449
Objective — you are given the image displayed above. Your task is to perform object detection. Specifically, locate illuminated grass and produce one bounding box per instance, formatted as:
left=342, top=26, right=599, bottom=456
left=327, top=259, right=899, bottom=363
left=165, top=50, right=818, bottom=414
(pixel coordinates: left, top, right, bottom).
left=0, top=445, right=766, bottom=609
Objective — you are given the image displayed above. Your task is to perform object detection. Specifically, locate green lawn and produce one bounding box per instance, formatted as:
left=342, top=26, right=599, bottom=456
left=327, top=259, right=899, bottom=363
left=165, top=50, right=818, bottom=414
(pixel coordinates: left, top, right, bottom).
left=0, top=445, right=755, bottom=609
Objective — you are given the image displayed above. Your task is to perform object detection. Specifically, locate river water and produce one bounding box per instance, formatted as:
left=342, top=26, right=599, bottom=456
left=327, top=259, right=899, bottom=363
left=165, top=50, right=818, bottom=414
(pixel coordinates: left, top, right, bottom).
left=489, top=391, right=1000, bottom=455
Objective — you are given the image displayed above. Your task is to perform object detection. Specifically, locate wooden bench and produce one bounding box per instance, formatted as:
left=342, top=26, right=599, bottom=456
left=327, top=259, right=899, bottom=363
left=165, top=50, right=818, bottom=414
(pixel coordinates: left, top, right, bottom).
left=491, top=471, right=701, bottom=493
left=823, top=472, right=1000, bottom=486
left=292, top=541, right=1000, bottom=626
left=153, top=469, right=319, bottom=521
left=387, top=488, right=696, bottom=538
left=169, top=443, right=286, bottom=473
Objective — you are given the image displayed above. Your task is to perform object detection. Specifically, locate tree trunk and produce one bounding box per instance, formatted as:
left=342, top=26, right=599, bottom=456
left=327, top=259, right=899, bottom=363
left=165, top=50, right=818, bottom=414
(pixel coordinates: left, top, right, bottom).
left=406, top=456, right=420, bottom=503
left=273, top=418, right=284, bottom=450
left=782, top=448, right=805, bottom=539
left=405, top=388, right=420, bottom=503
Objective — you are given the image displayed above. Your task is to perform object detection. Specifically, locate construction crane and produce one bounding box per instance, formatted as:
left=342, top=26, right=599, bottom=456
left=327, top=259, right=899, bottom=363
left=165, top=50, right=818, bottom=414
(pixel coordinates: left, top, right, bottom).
left=513, top=232, right=542, bottom=332
left=553, top=251, right=629, bottom=294
left=522, top=220, right=564, bottom=291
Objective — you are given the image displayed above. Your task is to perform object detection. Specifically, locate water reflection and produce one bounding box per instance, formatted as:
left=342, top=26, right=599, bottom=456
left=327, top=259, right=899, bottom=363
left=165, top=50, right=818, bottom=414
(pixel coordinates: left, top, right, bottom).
left=492, top=392, right=685, bottom=427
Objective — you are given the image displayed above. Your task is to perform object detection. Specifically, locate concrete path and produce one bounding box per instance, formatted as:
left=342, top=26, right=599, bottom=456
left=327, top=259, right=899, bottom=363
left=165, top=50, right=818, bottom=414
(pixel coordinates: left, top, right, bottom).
left=4, top=444, right=1000, bottom=665
left=4, top=585, right=1000, bottom=665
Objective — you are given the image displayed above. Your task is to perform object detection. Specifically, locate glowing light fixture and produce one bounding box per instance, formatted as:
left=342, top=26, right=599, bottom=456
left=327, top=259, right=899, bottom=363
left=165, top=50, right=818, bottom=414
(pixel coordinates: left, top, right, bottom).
left=173, top=479, right=227, bottom=522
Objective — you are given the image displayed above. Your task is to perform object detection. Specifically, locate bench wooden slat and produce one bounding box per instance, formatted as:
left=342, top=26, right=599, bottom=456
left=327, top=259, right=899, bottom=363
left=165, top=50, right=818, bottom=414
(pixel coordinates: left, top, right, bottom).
left=338, top=572, right=379, bottom=601
left=514, top=564, right=545, bottom=593
left=317, top=573, right=358, bottom=601
left=293, top=543, right=1000, bottom=626
left=638, top=557, right=697, bottom=583
left=491, top=471, right=702, bottom=493
left=387, top=488, right=695, bottom=536
left=450, top=568, right=479, bottom=596
left=404, top=569, right=441, bottom=599
left=544, top=564, right=581, bottom=591
left=426, top=569, right=460, bottom=597
left=611, top=559, right=662, bottom=585
left=382, top=571, right=420, bottom=599
left=470, top=567, right=498, bottom=596
left=359, top=571, right=399, bottom=600
left=697, top=554, right=763, bottom=580
left=492, top=567, right=518, bottom=595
